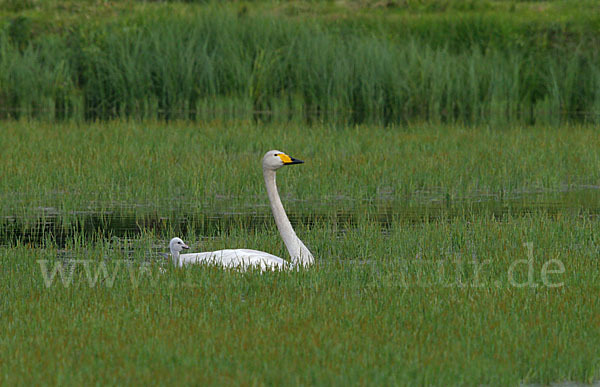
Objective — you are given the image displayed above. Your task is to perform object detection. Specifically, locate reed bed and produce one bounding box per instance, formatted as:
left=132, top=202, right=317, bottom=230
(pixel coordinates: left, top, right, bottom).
left=2, top=2, right=600, bottom=384
left=2, top=120, right=600, bottom=223
left=1, top=214, right=599, bottom=384
left=1, top=120, right=599, bottom=383
left=1, top=4, right=600, bottom=124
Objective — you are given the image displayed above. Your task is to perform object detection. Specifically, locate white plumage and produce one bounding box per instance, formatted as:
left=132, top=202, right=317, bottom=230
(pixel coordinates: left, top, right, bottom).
left=167, top=150, right=314, bottom=271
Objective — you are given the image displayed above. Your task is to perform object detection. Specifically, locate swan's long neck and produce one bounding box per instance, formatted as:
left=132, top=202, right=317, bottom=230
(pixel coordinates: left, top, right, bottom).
left=263, top=168, right=314, bottom=267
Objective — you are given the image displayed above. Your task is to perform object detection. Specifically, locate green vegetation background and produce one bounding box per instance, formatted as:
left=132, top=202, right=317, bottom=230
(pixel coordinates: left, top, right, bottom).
left=1, top=0, right=600, bottom=124
left=2, top=2, right=600, bottom=385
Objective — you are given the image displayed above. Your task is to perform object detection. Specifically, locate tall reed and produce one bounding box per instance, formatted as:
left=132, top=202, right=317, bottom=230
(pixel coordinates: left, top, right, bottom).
left=1, top=7, right=599, bottom=124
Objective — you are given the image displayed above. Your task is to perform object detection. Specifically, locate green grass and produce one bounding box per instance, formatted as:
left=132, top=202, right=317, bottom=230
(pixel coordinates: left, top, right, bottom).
left=2, top=2, right=600, bottom=382
left=2, top=215, right=599, bottom=384
left=1, top=1, right=600, bottom=124
left=1, top=120, right=600, bottom=384
left=2, top=120, right=600, bottom=221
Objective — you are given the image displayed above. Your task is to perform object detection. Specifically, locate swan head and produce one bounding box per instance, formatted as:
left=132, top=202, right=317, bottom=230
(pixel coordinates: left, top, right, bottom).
left=169, top=237, right=189, bottom=254
left=262, top=150, right=304, bottom=171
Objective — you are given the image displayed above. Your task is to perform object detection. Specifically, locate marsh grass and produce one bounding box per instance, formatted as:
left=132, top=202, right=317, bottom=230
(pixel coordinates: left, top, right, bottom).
left=2, top=2, right=600, bottom=383
left=1, top=4, right=600, bottom=124
left=2, top=120, right=600, bottom=223
left=2, top=214, right=600, bottom=384
left=2, top=120, right=600, bottom=383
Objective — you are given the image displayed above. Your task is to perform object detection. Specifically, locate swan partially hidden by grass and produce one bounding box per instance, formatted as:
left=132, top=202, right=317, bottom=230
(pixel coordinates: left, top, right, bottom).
left=168, top=236, right=289, bottom=271
left=168, top=150, right=314, bottom=271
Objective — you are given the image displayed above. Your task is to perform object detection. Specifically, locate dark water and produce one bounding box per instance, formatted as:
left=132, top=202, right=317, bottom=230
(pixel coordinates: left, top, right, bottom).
left=2, top=188, right=600, bottom=247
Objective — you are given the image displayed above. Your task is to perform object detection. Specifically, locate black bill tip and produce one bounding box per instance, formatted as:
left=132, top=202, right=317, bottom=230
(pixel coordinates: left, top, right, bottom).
left=285, top=157, right=304, bottom=165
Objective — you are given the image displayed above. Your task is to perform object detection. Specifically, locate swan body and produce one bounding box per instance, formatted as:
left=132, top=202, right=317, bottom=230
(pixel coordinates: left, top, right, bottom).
left=168, top=150, right=314, bottom=271
left=169, top=238, right=289, bottom=271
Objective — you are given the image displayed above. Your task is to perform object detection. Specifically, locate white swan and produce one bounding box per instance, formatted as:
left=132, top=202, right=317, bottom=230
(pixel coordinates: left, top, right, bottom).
left=169, top=150, right=314, bottom=271
left=168, top=236, right=289, bottom=271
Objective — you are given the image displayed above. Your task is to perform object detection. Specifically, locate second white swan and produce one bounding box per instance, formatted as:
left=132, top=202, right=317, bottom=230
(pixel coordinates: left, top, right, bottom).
left=169, top=150, right=314, bottom=271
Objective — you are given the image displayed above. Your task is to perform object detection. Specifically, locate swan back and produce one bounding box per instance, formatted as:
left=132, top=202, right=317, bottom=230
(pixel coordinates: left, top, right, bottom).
left=179, top=249, right=289, bottom=271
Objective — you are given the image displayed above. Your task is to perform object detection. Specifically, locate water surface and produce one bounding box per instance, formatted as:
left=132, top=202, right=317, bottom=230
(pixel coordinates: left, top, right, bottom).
left=2, top=188, right=600, bottom=247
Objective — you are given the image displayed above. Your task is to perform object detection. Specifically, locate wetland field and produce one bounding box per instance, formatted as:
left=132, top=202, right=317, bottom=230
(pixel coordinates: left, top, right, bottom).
left=2, top=0, right=600, bottom=385
left=2, top=121, right=600, bottom=385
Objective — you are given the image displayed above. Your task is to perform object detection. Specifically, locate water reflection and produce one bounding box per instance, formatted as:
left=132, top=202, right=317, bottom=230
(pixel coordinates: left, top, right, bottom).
left=2, top=188, right=600, bottom=247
